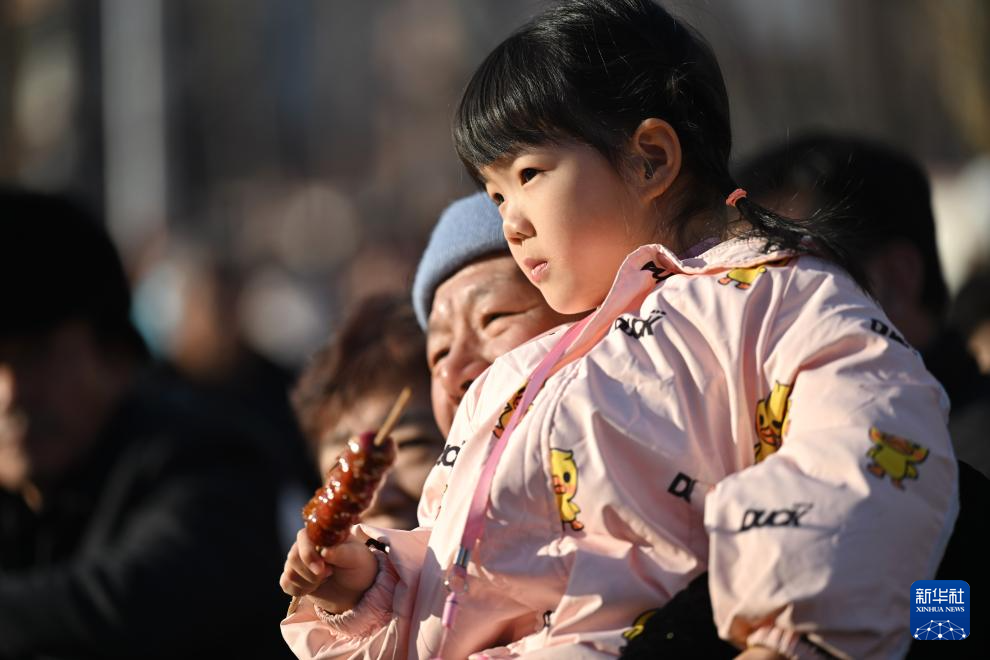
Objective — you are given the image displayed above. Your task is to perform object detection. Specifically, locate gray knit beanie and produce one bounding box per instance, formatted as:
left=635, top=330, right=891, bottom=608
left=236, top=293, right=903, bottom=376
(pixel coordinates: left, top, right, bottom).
left=412, top=192, right=507, bottom=329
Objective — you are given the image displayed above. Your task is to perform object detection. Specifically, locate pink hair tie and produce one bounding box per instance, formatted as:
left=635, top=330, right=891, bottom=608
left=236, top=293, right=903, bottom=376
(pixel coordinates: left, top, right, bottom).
left=725, top=188, right=747, bottom=208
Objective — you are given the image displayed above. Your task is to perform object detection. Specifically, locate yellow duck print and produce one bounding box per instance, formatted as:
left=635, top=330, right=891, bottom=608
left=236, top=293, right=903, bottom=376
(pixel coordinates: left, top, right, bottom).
left=622, top=609, right=658, bottom=641
left=754, top=382, right=792, bottom=463
left=719, top=264, right=767, bottom=289
left=718, top=258, right=791, bottom=289
left=550, top=448, right=584, bottom=531
left=866, top=427, right=928, bottom=489
left=493, top=385, right=526, bottom=439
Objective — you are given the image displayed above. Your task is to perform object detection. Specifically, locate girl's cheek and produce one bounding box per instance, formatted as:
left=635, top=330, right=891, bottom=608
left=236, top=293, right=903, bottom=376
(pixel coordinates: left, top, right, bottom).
left=508, top=251, right=526, bottom=271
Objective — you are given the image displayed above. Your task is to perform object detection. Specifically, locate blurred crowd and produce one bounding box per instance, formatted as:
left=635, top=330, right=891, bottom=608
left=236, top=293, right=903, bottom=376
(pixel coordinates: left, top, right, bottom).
left=2, top=0, right=988, bottom=376
left=1, top=1, right=989, bottom=659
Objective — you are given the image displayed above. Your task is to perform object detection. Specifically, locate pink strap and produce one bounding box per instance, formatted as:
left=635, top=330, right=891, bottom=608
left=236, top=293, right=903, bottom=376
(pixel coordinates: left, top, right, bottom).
left=434, top=314, right=593, bottom=658
left=462, top=315, right=591, bottom=547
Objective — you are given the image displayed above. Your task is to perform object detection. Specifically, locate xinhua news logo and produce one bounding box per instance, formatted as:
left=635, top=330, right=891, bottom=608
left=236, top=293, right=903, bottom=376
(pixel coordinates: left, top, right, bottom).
left=910, top=580, right=970, bottom=641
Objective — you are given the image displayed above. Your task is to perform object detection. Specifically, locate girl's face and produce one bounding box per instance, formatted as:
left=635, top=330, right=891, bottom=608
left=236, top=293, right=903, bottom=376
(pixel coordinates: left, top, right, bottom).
left=481, top=142, right=657, bottom=314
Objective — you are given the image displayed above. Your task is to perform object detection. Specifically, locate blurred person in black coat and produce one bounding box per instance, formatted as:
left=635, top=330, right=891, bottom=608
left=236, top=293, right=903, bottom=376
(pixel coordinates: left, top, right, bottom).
left=952, top=267, right=990, bottom=376
left=737, top=136, right=988, bottom=659
left=948, top=267, right=990, bottom=474
left=0, top=189, right=291, bottom=659
left=737, top=134, right=990, bottom=478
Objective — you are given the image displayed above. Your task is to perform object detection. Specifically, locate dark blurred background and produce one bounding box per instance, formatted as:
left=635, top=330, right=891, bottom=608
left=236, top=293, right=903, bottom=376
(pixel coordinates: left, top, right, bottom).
left=1, top=0, right=988, bottom=371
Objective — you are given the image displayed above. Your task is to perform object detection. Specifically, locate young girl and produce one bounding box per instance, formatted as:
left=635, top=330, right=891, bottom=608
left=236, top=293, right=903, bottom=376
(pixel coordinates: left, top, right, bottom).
left=280, top=2, right=956, bottom=658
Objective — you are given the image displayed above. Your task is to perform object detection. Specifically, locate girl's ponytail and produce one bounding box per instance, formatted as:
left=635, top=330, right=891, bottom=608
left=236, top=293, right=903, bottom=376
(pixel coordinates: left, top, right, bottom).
left=726, top=186, right=870, bottom=292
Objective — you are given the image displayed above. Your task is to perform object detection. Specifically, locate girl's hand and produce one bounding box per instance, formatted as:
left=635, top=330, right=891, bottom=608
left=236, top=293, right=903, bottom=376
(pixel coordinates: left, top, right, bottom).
left=279, top=527, right=379, bottom=614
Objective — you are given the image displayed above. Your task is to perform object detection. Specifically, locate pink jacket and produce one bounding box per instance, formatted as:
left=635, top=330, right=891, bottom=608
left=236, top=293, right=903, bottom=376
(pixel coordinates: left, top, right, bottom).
left=282, top=238, right=957, bottom=659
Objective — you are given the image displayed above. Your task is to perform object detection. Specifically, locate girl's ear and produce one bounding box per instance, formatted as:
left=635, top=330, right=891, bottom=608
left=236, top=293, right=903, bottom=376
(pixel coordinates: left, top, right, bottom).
left=630, top=118, right=682, bottom=202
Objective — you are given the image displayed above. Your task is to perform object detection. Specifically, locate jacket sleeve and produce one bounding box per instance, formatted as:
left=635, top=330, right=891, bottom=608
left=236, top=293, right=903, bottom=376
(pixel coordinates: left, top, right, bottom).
left=705, top=262, right=958, bottom=659
left=279, top=527, right=430, bottom=659
left=280, top=369, right=493, bottom=659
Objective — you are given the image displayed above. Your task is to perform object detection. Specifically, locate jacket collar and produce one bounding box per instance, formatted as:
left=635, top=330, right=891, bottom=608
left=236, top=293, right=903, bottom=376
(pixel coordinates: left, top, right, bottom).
left=558, top=237, right=796, bottom=368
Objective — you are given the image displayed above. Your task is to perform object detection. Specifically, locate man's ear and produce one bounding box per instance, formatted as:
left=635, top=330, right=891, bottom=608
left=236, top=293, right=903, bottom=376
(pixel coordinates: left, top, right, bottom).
left=630, top=118, right=682, bottom=202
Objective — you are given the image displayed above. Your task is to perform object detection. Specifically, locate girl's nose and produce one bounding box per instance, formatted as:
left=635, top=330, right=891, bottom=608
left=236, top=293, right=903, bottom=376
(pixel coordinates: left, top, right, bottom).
left=500, top=200, right=535, bottom=246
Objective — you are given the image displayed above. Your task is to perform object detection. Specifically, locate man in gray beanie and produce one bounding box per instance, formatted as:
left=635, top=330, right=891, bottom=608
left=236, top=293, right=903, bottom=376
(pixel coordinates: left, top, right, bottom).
left=413, top=192, right=575, bottom=436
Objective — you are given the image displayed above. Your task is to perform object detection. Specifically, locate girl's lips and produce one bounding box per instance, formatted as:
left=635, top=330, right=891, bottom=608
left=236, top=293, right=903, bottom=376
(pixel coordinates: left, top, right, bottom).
left=523, top=258, right=549, bottom=283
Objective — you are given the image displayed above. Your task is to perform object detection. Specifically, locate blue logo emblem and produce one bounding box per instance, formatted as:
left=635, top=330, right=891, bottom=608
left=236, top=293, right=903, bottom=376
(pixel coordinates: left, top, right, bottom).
left=910, top=580, right=969, bottom=641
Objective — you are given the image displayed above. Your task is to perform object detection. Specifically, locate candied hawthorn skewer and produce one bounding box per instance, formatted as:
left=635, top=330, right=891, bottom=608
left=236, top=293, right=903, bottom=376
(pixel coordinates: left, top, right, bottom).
left=286, top=387, right=411, bottom=615
left=302, top=431, right=397, bottom=546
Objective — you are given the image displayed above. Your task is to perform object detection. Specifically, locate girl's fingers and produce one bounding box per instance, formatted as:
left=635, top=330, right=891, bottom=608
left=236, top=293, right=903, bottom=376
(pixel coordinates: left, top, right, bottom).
left=280, top=572, right=306, bottom=596
left=317, top=528, right=368, bottom=565
left=281, top=574, right=317, bottom=596
left=279, top=568, right=308, bottom=595
left=280, top=562, right=333, bottom=596
left=319, top=544, right=338, bottom=564
left=319, top=534, right=369, bottom=569
left=296, top=528, right=327, bottom=573
left=287, top=539, right=329, bottom=582
left=286, top=553, right=319, bottom=583
left=320, top=541, right=353, bottom=567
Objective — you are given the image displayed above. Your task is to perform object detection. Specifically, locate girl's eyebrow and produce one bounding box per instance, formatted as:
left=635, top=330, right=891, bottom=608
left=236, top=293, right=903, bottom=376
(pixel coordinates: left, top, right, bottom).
left=481, top=153, right=524, bottom=181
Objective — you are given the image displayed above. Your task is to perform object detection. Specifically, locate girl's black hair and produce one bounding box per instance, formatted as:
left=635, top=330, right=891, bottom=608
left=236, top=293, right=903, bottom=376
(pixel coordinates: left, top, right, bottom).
left=737, top=134, right=945, bottom=315
left=453, top=0, right=867, bottom=289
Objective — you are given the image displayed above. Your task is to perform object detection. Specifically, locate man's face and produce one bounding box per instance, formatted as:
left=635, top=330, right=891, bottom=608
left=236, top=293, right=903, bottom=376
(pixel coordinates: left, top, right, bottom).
left=426, top=254, right=577, bottom=436
left=0, top=323, right=118, bottom=489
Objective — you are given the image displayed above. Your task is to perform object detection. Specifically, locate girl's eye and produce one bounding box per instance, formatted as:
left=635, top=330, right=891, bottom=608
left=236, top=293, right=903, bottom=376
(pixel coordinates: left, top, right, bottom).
left=491, top=192, right=505, bottom=205
left=520, top=168, right=539, bottom=183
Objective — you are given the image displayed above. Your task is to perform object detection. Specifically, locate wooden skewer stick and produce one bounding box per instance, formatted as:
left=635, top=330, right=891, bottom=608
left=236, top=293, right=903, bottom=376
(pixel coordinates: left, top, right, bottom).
left=286, top=386, right=413, bottom=617
left=374, top=386, right=412, bottom=446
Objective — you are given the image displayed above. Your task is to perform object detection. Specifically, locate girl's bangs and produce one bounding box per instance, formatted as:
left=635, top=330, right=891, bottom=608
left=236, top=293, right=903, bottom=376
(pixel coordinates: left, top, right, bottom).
left=454, top=38, right=579, bottom=183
